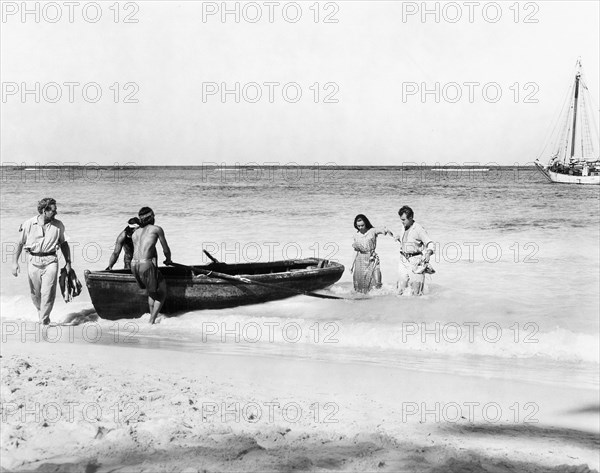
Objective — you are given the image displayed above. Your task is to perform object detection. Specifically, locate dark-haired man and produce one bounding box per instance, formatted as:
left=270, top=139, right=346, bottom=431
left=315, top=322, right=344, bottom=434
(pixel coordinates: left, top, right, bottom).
left=395, top=205, right=434, bottom=296
left=106, top=217, right=140, bottom=270
left=12, top=197, right=72, bottom=324
left=131, top=207, right=172, bottom=324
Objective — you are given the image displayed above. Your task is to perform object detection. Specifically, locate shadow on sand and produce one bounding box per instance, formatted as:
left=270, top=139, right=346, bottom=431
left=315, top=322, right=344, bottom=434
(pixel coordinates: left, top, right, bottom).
left=440, top=422, right=600, bottom=451
left=566, top=404, right=600, bottom=415
left=61, top=308, right=98, bottom=325
left=24, top=430, right=599, bottom=473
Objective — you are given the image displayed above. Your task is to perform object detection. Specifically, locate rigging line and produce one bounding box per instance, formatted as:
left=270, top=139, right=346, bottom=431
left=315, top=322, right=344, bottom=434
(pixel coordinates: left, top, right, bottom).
left=561, top=97, right=574, bottom=163
left=586, top=106, right=600, bottom=156
left=555, top=86, right=575, bottom=162
left=580, top=93, right=593, bottom=157
left=557, top=91, right=573, bottom=159
left=580, top=77, right=600, bottom=157
left=579, top=80, right=599, bottom=158
left=579, top=75, right=600, bottom=114
left=563, top=122, right=572, bottom=162
left=535, top=82, right=573, bottom=161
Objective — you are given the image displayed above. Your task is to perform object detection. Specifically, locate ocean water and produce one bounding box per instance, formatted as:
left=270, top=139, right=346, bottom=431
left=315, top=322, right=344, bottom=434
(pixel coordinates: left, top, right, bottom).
left=1, top=166, right=598, bottom=389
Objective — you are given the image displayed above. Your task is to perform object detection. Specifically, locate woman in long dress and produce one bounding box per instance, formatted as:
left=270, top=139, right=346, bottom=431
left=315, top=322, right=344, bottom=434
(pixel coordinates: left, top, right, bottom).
left=351, top=214, right=392, bottom=293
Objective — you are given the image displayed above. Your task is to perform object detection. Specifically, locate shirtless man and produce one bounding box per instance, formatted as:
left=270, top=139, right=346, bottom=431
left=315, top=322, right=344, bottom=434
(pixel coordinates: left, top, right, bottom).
left=131, top=207, right=172, bottom=324
left=395, top=205, right=434, bottom=296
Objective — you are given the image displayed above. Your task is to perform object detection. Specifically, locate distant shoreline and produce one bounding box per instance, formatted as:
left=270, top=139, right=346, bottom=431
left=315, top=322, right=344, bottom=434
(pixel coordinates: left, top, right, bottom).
left=0, top=165, right=537, bottom=170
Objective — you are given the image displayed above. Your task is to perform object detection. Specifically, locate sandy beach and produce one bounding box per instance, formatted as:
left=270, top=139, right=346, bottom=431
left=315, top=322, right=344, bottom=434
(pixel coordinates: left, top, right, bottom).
left=1, top=326, right=598, bottom=473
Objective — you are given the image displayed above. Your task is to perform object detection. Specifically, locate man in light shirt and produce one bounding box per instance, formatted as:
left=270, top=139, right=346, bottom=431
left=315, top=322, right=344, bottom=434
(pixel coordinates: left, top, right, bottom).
left=12, top=198, right=72, bottom=324
left=395, top=205, right=434, bottom=296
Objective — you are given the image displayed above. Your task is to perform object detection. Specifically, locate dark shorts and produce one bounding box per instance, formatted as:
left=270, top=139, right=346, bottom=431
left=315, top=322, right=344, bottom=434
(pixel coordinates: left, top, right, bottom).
left=131, top=261, right=164, bottom=297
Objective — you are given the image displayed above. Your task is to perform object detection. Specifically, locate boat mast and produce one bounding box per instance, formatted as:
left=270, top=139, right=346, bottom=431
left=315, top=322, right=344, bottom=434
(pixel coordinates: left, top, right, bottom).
left=570, top=61, right=582, bottom=160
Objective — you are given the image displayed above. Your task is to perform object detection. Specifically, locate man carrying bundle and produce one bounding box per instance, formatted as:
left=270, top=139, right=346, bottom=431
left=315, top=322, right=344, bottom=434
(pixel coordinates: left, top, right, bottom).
left=12, top=198, right=72, bottom=325
left=395, top=205, right=435, bottom=296
left=131, top=207, right=172, bottom=324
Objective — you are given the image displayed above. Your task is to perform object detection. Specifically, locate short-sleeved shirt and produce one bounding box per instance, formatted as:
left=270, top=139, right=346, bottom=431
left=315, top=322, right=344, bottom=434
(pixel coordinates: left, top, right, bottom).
left=19, top=216, right=66, bottom=265
left=397, top=221, right=433, bottom=255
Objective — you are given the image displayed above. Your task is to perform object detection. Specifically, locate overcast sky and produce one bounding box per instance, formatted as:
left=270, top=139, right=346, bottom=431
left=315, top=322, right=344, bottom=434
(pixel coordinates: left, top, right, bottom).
left=1, top=0, right=599, bottom=166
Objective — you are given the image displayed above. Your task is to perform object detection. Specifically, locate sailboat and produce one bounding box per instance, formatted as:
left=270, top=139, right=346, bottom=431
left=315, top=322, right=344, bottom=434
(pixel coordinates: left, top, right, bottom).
left=535, top=59, right=600, bottom=185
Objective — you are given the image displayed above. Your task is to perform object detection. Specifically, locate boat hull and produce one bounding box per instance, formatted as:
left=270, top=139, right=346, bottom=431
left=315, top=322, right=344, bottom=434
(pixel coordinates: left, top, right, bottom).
left=535, top=161, right=600, bottom=185
left=84, top=259, right=345, bottom=320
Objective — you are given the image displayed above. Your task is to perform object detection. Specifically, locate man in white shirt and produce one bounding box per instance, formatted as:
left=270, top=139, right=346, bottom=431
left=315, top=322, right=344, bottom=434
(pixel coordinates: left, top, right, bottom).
left=12, top=198, right=72, bottom=324
left=395, top=205, right=434, bottom=296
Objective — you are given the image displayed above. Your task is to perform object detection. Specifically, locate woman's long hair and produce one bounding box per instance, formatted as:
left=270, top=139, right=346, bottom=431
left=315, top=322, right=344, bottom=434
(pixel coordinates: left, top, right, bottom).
left=354, top=214, right=374, bottom=231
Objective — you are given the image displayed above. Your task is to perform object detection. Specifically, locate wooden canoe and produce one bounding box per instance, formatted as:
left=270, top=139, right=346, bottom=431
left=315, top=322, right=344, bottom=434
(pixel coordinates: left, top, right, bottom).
left=84, top=258, right=344, bottom=320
